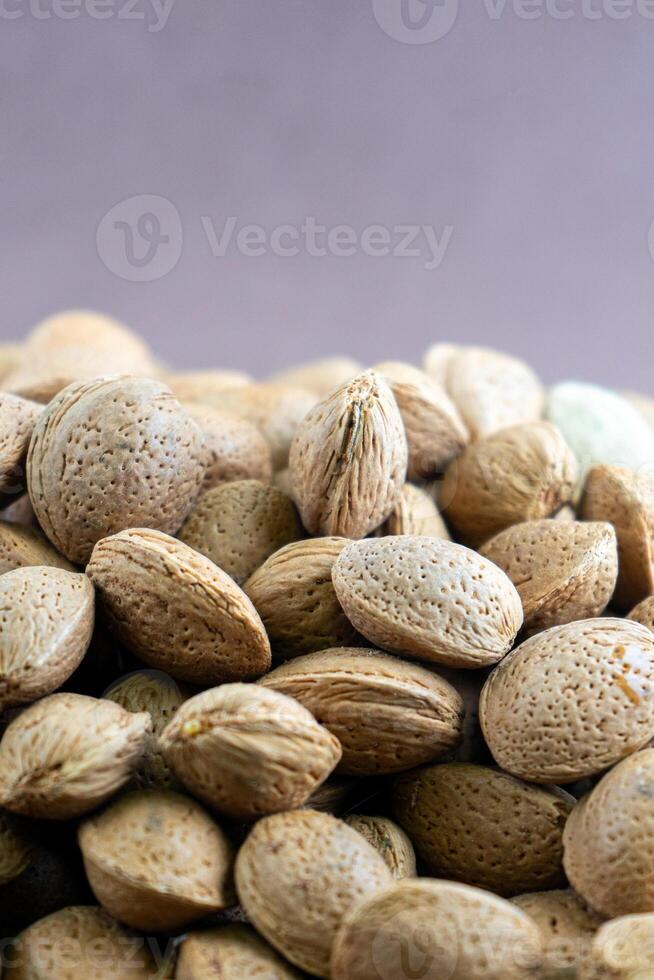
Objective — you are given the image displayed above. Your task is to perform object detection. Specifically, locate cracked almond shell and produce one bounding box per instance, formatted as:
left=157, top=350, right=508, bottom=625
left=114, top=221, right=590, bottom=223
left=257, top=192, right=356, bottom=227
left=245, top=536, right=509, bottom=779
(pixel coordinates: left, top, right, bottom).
left=27, top=375, right=206, bottom=564
left=480, top=519, right=618, bottom=634
left=288, top=370, right=408, bottom=538
left=176, top=923, right=304, bottom=980
left=0, top=566, right=95, bottom=709
left=178, top=479, right=303, bottom=585
left=563, top=749, right=654, bottom=919
left=78, top=789, right=234, bottom=932
left=330, top=878, right=543, bottom=980
left=87, top=528, right=271, bottom=685
left=243, top=537, right=361, bottom=660
left=440, top=421, right=577, bottom=548
left=344, top=815, right=416, bottom=879
left=160, top=683, right=342, bottom=819
left=0, top=692, right=151, bottom=819
left=235, top=809, right=392, bottom=977
left=393, top=763, right=573, bottom=896
left=332, top=536, right=523, bottom=668
left=260, top=647, right=464, bottom=775
left=480, top=618, right=654, bottom=784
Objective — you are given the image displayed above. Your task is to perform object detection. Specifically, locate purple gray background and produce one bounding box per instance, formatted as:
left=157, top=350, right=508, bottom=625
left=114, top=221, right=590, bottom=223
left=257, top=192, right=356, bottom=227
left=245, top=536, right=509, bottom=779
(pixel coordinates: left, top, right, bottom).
left=2, top=0, right=654, bottom=388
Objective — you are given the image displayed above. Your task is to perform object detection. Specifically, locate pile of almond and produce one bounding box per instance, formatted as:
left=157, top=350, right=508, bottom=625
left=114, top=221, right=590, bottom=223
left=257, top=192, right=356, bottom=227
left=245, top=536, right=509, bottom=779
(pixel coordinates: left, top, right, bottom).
left=3, top=311, right=654, bottom=978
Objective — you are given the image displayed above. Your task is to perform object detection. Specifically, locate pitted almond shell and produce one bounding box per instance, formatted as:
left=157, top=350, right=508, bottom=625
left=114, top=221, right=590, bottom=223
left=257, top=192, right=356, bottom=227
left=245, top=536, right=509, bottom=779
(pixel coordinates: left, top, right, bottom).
left=0, top=519, right=75, bottom=575
left=0, top=394, right=42, bottom=506
left=393, top=763, right=573, bottom=897
left=7, top=906, right=166, bottom=980
left=78, top=789, right=235, bottom=932
left=104, top=669, right=187, bottom=791
left=480, top=618, right=654, bottom=784
left=440, top=421, right=577, bottom=548
left=235, top=809, right=392, bottom=977
left=578, top=913, right=654, bottom=978
left=581, top=464, right=654, bottom=610
left=260, top=647, right=464, bottom=775
left=0, top=566, right=95, bottom=709
left=0, top=809, right=33, bottom=886
left=376, top=482, right=450, bottom=538
left=480, top=519, right=618, bottom=634
left=87, top=528, right=271, bottom=685
left=160, top=683, right=342, bottom=819
left=424, top=344, right=544, bottom=440
left=330, top=878, right=543, bottom=980
left=243, top=537, right=361, bottom=660
left=563, top=750, right=654, bottom=919
left=374, top=360, right=468, bottom=480
left=332, top=536, right=523, bottom=668
left=27, top=375, right=206, bottom=564
left=512, top=889, right=604, bottom=979
left=288, top=370, right=408, bottom=538
left=184, top=402, right=272, bottom=493
left=344, top=815, right=416, bottom=879
left=0, top=692, right=151, bottom=819
left=178, top=479, right=303, bottom=585
left=175, top=924, right=304, bottom=980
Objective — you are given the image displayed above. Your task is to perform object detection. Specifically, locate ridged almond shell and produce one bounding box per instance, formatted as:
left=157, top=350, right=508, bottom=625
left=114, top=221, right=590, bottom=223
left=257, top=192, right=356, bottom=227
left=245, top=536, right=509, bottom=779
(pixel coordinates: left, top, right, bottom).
left=376, top=482, right=450, bottom=538
left=344, top=815, right=416, bottom=879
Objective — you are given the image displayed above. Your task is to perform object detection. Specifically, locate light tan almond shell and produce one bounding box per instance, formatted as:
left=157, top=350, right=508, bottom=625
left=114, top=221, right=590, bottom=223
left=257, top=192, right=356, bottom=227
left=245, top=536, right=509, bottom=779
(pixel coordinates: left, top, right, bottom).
left=563, top=750, right=654, bottom=919
left=160, top=683, right=342, bottom=819
left=374, top=360, right=468, bottom=479
left=344, top=815, right=416, bottom=879
left=184, top=402, right=272, bottom=492
left=330, top=878, right=544, bottom=980
left=512, top=890, right=604, bottom=980
left=578, top=913, right=654, bottom=979
left=376, top=482, right=450, bottom=538
left=0, top=693, right=151, bottom=819
left=581, top=465, right=654, bottom=610
left=0, top=519, right=75, bottom=574
left=87, top=528, right=271, bottom=685
left=178, top=479, right=303, bottom=585
left=424, top=344, right=544, bottom=440
left=213, top=383, right=317, bottom=470
left=480, top=618, right=654, bottom=784
left=260, top=648, right=464, bottom=775
left=440, top=421, right=577, bottom=548
left=288, top=370, right=408, bottom=538
left=393, top=763, right=573, bottom=897
left=175, top=923, right=304, bottom=980
left=78, top=789, right=234, bottom=932
left=25, top=310, right=153, bottom=357
left=3, top=906, right=165, bottom=980
left=332, top=536, right=524, bottom=668
left=628, top=596, right=654, bottom=632
left=0, top=394, right=42, bottom=506
left=235, top=809, right=393, bottom=978
left=270, top=357, right=362, bottom=398
left=167, top=369, right=252, bottom=400
left=0, top=566, right=95, bottom=708
left=0, top=494, right=38, bottom=527
left=0, top=809, right=33, bottom=886
left=480, top=520, right=618, bottom=634
left=103, top=669, right=187, bottom=791
left=27, top=376, right=206, bottom=564
left=0, top=342, right=23, bottom=383
left=243, top=537, right=361, bottom=660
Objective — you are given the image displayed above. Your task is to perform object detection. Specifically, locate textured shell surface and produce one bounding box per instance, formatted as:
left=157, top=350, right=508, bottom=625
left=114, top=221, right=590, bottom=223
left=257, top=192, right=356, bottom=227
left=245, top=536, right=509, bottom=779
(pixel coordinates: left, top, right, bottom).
left=87, top=528, right=271, bottom=685
left=0, top=808, right=33, bottom=886
left=344, top=814, right=416, bottom=879
left=27, top=375, right=206, bottom=564
left=235, top=809, right=392, bottom=978
left=578, top=913, right=654, bottom=979
left=0, top=393, right=42, bottom=505
left=184, top=402, right=272, bottom=492
left=332, top=536, right=523, bottom=668
left=330, top=878, right=544, bottom=980
left=288, top=369, right=408, bottom=538
left=0, top=692, right=151, bottom=819
left=480, top=619, right=654, bottom=784
left=175, top=923, right=305, bottom=980
left=260, top=647, right=464, bottom=774
left=377, top=482, right=450, bottom=538
left=216, top=382, right=317, bottom=469
left=0, top=519, right=75, bottom=575
left=160, top=683, right=342, bottom=819
left=512, top=889, right=604, bottom=980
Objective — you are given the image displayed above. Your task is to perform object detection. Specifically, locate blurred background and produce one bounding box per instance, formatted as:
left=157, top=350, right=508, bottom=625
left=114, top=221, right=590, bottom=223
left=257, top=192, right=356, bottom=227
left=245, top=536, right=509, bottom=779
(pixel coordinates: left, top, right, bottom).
left=2, top=0, right=653, bottom=385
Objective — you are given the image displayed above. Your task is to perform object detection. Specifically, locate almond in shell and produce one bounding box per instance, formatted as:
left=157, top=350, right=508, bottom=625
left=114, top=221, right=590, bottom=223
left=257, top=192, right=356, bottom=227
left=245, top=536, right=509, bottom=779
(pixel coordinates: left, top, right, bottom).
left=184, top=402, right=272, bottom=493
left=344, top=815, right=416, bottom=879
left=175, top=924, right=304, bottom=980
left=512, top=889, right=603, bottom=980
left=0, top=519, right=75, bottom=575
left=578, top=913, right=654, bottom=979
left=0, top=393, right=42, bottom=507
left=376, top=482, right=450, bottom=538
